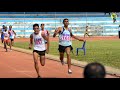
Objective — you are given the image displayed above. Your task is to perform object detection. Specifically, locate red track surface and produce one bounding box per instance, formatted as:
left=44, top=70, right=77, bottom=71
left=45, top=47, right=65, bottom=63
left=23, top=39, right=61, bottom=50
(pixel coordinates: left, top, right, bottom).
left=0, top=46, right=117, bottom=78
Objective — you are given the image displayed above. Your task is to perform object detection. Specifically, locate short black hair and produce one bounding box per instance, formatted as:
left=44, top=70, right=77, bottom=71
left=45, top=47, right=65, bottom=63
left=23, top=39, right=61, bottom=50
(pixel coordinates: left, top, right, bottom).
left=41, top=23, right=45, bottom=26
left=33, top=24, right=39, bottom=28
left=9, top=25, right=12, bottom=27
left=2, top=25, right=5, bottom=27
left=63, top=18, right=69, bottom=23
left=84, top=62, right=106, bottom=78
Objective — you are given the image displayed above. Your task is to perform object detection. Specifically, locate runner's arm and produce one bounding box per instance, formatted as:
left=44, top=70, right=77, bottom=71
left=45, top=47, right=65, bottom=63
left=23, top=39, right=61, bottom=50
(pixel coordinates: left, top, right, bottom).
left=13, top=30, right=16, bottom=35
left=68, top=29, right=85, bottom=41
left=8, top=31, right=10, bottom=35
left=29, top=34, right=33, bottom=49
left=1, top=32, right=3, bottom=35
left=47, top=30, right=50, bottom=36
left=72, top=33, right=85, bottom=41
left=53, top=27, right=61, bottom=37
left=47, top=31, right=50, bottom=52
left=47, top=30, right=50, bottom=44
left=42, top=32, right=49, bottom=53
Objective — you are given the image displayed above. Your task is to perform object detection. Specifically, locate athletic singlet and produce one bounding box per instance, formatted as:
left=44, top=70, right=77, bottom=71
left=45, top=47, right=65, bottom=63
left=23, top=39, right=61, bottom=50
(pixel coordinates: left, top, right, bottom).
left=9, top=30, right=15, bottom=39
left=3, top=31, right=9, bottom=40
left=59, top=27, right=72, bottom=46
left=1, top=29, right=5, bottom=38
left=33, top=31, right=46, bottom=51
left=41, top=29, right=48, bottom=43
left=2, top=29, right=5, bottom=32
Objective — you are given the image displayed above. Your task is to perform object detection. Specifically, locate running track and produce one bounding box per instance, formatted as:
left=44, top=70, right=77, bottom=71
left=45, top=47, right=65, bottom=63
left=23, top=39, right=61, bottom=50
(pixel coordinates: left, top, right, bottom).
left=0, top=47, right=117, bottom=78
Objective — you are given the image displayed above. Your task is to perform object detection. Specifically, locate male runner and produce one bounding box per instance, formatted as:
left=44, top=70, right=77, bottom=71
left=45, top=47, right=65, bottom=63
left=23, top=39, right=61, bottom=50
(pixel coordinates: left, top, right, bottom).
left=8, top=25, right=16, bottom=46
left=2, top=26, right=11, bottom=52
left=40, top=23, right=50, bottom=53
left=29, top=24, right=49, bottom=78
left=53, top=18, right=85, bottom=74
left=1, top=25, right=6, bottom=43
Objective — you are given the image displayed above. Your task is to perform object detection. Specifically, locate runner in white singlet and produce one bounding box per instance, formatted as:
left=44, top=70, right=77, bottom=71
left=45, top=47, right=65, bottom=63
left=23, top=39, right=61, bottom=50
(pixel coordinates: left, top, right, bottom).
left=53, top=18, right=85, bottom=74
left=29, top=24, right=49, bottom=78
left=8, top=25, right=16, bottom=46
left=40, top=23, right=50, bottom=53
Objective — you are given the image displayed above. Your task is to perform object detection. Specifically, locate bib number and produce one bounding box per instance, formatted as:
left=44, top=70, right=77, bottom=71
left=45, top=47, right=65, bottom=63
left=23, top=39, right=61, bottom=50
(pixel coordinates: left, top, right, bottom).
left=34, top=38, right=42, bottom=45
left=61, top=35, right=70, bottom=41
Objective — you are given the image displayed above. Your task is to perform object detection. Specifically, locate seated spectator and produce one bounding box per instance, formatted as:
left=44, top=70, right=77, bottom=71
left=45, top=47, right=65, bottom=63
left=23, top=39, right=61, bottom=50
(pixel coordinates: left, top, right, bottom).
left=83, top=62, right=106, bottom=78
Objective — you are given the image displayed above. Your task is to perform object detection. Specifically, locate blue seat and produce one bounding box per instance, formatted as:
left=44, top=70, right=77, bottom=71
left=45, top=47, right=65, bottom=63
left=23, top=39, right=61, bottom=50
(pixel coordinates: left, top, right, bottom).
left=76, top=41, right=86, bottom=56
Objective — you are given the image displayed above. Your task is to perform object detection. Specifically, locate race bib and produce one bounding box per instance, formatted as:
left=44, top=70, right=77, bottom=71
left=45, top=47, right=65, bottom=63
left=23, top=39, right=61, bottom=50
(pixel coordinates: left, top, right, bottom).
left=34, top=38, right=42, bottom=45
left=61, top=34, right=70, bottom=41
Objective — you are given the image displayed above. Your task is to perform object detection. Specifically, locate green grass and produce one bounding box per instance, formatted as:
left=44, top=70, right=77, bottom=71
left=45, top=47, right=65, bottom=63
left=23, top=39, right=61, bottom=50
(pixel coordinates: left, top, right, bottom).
left=14, top=40, right=120, bottom=69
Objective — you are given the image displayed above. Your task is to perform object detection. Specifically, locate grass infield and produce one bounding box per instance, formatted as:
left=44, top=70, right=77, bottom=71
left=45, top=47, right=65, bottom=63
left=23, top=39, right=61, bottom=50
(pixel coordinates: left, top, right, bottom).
left=14, top=40, right=120, bottom=69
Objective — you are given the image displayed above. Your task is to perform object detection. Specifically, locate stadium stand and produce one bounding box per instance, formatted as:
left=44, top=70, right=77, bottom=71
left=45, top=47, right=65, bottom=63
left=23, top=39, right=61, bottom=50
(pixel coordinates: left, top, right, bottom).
left=0, top=12, right=119, bottom=38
